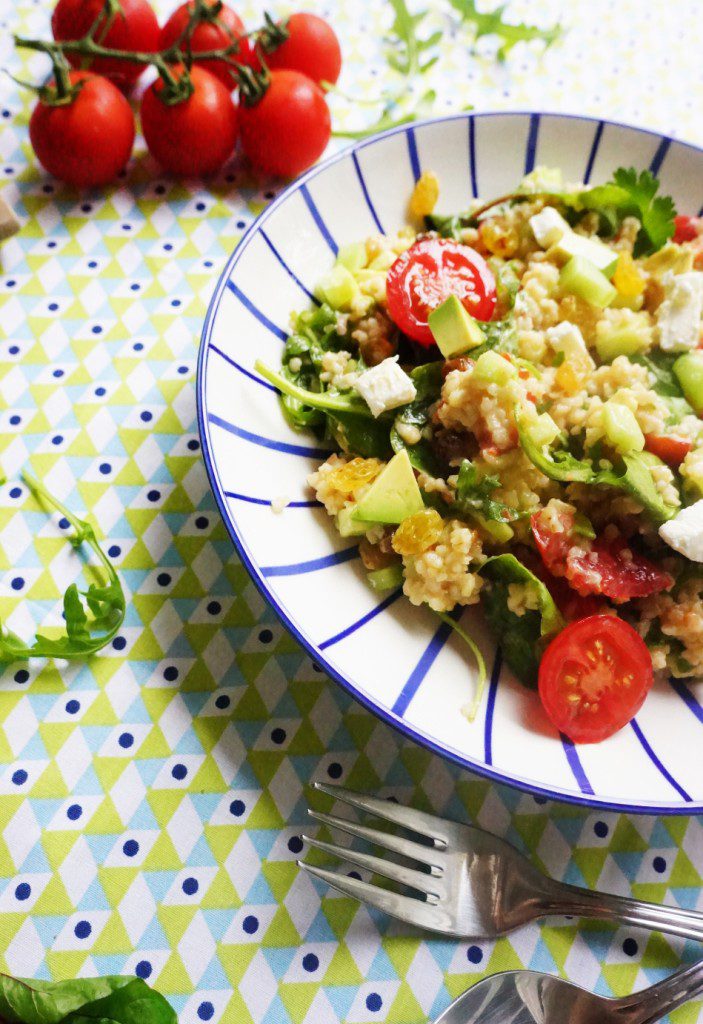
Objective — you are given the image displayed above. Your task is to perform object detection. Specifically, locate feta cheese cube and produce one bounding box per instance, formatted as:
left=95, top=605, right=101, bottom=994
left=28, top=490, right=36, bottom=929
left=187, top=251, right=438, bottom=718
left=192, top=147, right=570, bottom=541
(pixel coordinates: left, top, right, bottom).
left=529, top=207, right=570, bottom=249
left=353, top=356, right=416, bottom=418
left=545, top=321, right=595, bottom=368
left=656, top=271, right=703, bottom=352
left=659, top=499, right=703, bottom=561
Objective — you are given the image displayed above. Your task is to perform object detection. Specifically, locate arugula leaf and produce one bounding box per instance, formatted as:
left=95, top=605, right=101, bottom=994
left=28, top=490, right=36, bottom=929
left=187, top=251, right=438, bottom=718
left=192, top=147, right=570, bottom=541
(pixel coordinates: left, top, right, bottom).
left=448, top=0, right=561, bottom=60
left=424, top=211, right=475, bottom=240
left=0, top=974, right=175, bottom=1024
left=479, top=554, right=563, bottom=687
left=435, top=610, right=487, bottom=721
left=386, top=0, right=440, bottom=77
left=0, top=474, right=126, bottom=662
left=453, top=460, right=523, bottom=523
left=390, top=362, right=444, bottom=474
left=279, top=304, right=344, bottom=431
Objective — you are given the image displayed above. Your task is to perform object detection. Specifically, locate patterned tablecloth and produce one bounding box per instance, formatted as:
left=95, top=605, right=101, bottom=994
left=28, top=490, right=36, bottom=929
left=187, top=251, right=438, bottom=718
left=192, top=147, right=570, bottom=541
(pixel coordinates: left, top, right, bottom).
left=2, top=1, right=703, bottom=1021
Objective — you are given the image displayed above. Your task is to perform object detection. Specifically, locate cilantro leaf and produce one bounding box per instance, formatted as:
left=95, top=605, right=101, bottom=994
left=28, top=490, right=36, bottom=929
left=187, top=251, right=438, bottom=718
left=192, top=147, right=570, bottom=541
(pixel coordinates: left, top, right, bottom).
left=0, top=473, right=126, bottom=662
left=448, top=0, right=561, bottom=60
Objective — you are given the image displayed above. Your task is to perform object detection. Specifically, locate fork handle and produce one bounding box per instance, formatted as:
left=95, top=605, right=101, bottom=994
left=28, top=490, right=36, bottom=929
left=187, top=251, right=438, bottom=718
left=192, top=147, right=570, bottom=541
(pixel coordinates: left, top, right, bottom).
left=546, top=882, right=703, bottom=943
left=616, top=957, right=703, bottom=1024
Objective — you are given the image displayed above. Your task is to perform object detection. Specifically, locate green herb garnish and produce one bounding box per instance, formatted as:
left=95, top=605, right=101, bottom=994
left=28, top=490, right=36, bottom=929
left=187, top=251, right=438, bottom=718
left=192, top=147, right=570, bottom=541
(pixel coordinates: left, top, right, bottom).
left=448, top=0, right=562, bottom=60
left=453, top=460, right=523, bottom=524
left=0, top=972, right=175, bottom=1024
left=436, top=610, right=487, bottom=720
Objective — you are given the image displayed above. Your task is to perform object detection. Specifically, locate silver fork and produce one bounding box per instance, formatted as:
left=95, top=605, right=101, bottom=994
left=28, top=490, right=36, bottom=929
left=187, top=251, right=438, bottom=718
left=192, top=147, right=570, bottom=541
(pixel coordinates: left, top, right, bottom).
left=298, top=783, right=703, bottom=942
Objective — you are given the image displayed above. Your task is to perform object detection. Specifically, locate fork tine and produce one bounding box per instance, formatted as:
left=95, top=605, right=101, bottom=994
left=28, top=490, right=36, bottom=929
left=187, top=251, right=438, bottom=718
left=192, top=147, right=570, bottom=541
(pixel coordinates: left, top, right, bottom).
left=313, top=782, right=451, bottom=846
left=298, top=861, right=454, bottom=934
left=302, top=834, right=443, bottom=898
left=309, top=809, right=442, bottom=869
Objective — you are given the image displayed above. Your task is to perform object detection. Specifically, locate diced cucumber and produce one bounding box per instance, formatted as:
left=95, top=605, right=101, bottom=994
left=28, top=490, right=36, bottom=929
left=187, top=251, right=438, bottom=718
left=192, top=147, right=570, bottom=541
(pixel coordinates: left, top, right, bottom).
left=367, top=250, right=398, bottom=272
left=595, top=313, right=652, bottom=361
left=572, top=511, right=596, bottom=539
left=428, top=294, right=484, bottom=357
left=602, top=400, right=645, bottom=454
left=472, top=350, right=518, bottom=386
left=367, top=564, right=404, bottom=592
left=474, top=514, right=514, bottom=544
left=337, top=242, right=367, bottom=273
left=315, top=265, right=359, bottom=310
left=674, top=352, right=703, bottom=415
left=559, top=255, right=617, bottom=309
left=336, top=505, right=372, bottom=537
left=553, top=232, right=619, bottom=277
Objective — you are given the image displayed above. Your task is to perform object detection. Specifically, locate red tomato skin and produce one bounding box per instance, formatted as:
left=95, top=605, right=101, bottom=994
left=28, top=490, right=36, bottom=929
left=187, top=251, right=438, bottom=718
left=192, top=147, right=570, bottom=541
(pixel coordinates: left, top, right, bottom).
left=141, top=65, right=238, bottom=177
left=644, top=433, right=693, bottom=467
left=538, top=615, right=654, bottom=743
left=159, top=1, right=252, bottom=87
left=673, top=214, right=701, bottom=244
left=262, top=13, right=342, bottom=86
left=29, top=71, right=135, bottom=188
left=51, top=0, right=159, bottom=86
left=239, top=70, right=331, bottom=178
left=386, top=238, right=497, bottom=346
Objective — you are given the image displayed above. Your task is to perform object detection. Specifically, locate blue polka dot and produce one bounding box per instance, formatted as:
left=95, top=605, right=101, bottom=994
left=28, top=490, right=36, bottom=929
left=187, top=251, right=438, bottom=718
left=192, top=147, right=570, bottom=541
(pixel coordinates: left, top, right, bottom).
left=9, top=346, right=19, bottom=355
left=9, top=415, right=20, bottom=425
left=182, top=877, right=198, bottom=895
left=259, top=629, right=273, bottom=643
left=623, top=938, right=638, bottom=957
left=157, top=573, right=171, bottom=586
left=348, top=871, right=361, bottom=880
left=215, top=694, right=230, bottom=709
left=236, top=220, right=246, bottom=229
left=177, top=365, right=188, bottom=374
left=229, top=799, right=245, bottom=817
left=288, top=836, right=303, bottom=854
left=11, top=577, right=24, bottom=591
left=65, top=699, right=80, bottom=715
left=133, top=342, right=144, bottom=351
left=147, top=489, right=160, bottom=502
left=47, top=239, right=56, bottom=247
left=136, top=960, right=152, bottom=979
left=67, top=803, right=82, bottom=820
left=2, top=110, right=9, bottom=118
left=43, top=184, right=54, bottom=193
left=653, top=856, right=667, bottom=873
left=88, top=260, right=97, bottom=268
left=163, top=243, right=173, bottom=251
left=91, top=325, right=102, bottom=334
left=6, top=279, right=15, bottom=288
left=366, top=994, right=382, bottom=1012
left=164, top=666, right=178, bottom=682
left=48, top=302, right=58, bottom=311
left=534, top=796, right=548, bottom=805
left=197, top=1003, right=214, bottom=1022
left=302, top=953, right=319, bottom=972
left=108, top=545, right=121, bottom=558
left=9, top=487, right=21, bottom=498
left=243, top=915, right=259, bottom=934
left=171, top=299, right=181, bottom=307
left=122, top=223, right=131, bottom=231
left=196, top=202, right=206, bottom=211
left=99, top=462, right=111, bottom=475
left=140, top=410, right=152, bottom=422
left=207, top=601, right=221, bottom=615
left=204, top=260, right=213, bottom=268
left=81, top=203, right=92, bottom=213
left=15, top=882, right=31, bottom=901
left=172, top=763, right=187, bottom=780
left=328, top=762, right=342, bottom=780
left=14, top=669, right=29, bottom=683
left=118, top=732, right=134, bottom=749
left=74, top=920, right=92, bottom=939
left=130, top=283, right=140, bottom=291
left=52, top=368, right=64, bottom=378
left=95, top=386, right=106, bottom=396
left=271, top=728, right=286, bottom=745
left=112, top=636, right=126, bottom=651
left=195, top=516, right=208, bottom=529
left=123, top=839, right=139, bottom=857
left=51, top=435, right=63, bottom=445
left=467, top=945, right=483, bottom=964
left=187, top=439, right=199, bottom=450
left=594, top=821, right=609, bottom=838
left=59, top=517, right=69, bottom=529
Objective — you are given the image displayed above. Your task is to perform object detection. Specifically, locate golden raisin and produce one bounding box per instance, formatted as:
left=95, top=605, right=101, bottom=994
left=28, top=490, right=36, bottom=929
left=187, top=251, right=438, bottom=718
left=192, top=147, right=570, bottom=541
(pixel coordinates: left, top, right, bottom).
left=612, top=252, right=645, bottom=298
left=392, top=508, right=444, bottom=556
left=328, top=457, right=382, bottom=494
left=409, top=171, right=440, bottom=218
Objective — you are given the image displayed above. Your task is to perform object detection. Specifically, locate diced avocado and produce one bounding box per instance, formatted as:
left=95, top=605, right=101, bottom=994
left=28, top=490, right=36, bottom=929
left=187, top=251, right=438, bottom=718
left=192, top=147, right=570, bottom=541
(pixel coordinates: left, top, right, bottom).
left=367, top=564, right=404, bottom=592
left=595, top=313, right=652, bottom=361
left=674, top=352, right=703, bottom=415
left=553, top=232, right=619, bottom=277
left=336, top=505, right=372, bottom=537
left=559, top=255, right=617, bottom=309
left=353, top=449, right=424, bottom=524
left=602, top=400, right=645, bottom=454
left=472, top=350, right=518, bottom=386
left=524, top=410, right=560, bottom=448
left=315, top=265, right=359, bottom=310
left=428, top=295, right=484, bottom=358
left=337, top=242, right=367, bottom=273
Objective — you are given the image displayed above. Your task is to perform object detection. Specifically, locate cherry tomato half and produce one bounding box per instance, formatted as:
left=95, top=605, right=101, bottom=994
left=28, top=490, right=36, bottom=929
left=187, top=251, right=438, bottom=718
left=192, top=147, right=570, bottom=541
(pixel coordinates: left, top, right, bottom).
left=159, top=0, right=252, bottom=87
left=29, top=71, right=135, bottom=188
left=538, top=615, right=654, bottom=743
left=386, top=238, right=497, bottom=346
left=262, top=12, right=342, bottom=86
left=673, top=215, right=702, bottom=244
left=51, top=0, right=159, bottom=86
left=531, top=505, right=672, bottom=601
left=644, top=433, right=693, bottom=467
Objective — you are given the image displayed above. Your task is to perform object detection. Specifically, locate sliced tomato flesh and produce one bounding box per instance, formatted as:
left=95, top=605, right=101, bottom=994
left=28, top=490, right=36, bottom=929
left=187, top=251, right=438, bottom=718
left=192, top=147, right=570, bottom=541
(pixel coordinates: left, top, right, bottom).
left=673, top=214, right=701, bottom=244
left=385, top=238, right=497, bottom=346
left=644, top=433, right=692, bottom=467
left=538, top=615, right=654, bottom=743
left=531, top=506, right=673, bottom=601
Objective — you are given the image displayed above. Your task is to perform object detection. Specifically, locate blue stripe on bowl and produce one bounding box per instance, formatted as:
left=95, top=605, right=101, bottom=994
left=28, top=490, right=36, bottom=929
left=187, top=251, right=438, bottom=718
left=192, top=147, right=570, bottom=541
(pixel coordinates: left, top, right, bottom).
left=468, top=116, right=478, bottom=198
left=226, top=280, right=288, bottom=341
left=260, top=229, right=319, bottom=304
left=319, top=588, right=402, bottom=650
left=261, top=546, right=360, bottom=577
left=208, top=412, right=334, bottom=458
left=210, top=344, right=278, bottom=393
left=670, top=677, right=703, bottom=724
left=482, top=649, right=502, bottom=765
left=524, top=113, right=540, bottom=174
left=560, top=736, right=594, bottom=796
left=352, top=151, right=385, bottom=234
left=300, top=183, right=338, bottom=255
left=224, top=491, right=322, bottom=509
left=649, top=136, right=671, bottom=176
left=583, top=120, right=604, bottom=184
left=392, top=616, right=454, bottom=717
left=406, top=127, right=421, bottom=183
left=630, top=718, right=692, bottom=801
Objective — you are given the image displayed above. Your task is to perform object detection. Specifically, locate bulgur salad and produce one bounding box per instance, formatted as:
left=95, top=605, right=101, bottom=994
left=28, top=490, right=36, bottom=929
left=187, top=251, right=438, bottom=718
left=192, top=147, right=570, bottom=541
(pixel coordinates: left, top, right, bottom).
left=255, top=164, right=703, bottom=744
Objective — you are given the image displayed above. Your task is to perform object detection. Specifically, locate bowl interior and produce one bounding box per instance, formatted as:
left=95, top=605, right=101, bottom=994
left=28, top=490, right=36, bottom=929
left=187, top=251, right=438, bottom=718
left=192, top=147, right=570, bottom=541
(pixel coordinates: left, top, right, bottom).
left=198, top=112, right=703, bottom=813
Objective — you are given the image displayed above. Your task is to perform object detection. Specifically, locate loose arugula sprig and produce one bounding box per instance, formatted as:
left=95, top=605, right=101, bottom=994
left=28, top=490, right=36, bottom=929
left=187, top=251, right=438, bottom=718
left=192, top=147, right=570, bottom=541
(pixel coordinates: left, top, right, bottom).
left=448, top=0, right=562, bottom=60
left=386, top=0, right=441, bottom=76
left=0, top=473, right=126, bottom=662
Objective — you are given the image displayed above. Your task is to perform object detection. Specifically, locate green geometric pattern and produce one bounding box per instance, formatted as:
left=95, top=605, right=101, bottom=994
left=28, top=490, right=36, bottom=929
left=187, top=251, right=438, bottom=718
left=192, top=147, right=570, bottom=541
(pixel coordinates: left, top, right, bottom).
left=2, top=1, right=703, bottom=1022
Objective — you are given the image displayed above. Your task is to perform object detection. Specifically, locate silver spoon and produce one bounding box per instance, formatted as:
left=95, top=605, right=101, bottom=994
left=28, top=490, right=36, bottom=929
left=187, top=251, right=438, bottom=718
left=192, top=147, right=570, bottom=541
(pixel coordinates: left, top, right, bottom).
left=434, top=964, right=703, bottom=1024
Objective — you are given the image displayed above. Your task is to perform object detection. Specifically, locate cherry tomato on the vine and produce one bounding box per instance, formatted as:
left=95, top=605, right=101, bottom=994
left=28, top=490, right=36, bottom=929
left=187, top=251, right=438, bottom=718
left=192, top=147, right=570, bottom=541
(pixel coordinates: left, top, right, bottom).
left=538, top=615, right=654, bottom=743
left=261, top=12, right=342, bottom=86
left=51, top=0, right=159, bottom=86
left=29, top=71, right=135, bottom=188
left=386, top=238, right=497, bottom=346
left=159, top=0, right=252, bottom=88
left=239, top=69, right=330, bottom=178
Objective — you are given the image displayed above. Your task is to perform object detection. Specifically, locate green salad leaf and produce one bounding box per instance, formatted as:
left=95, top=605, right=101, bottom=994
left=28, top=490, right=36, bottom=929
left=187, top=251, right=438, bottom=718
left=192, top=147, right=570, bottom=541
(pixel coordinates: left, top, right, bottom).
left=453, top=460, right=523, bottom=524
left=278, top=304, right=345, bottom=431
left=0, top=974, right=175, bottom=1024
left=435, top=610, right=487, bottom=721
left=0, top=473, right=126, bottom=662
left=448, top=0, right=561, bottom=60
left=386, top=0, right=441, bottom=76
left=390, top=362, right=444, bottom=474
left=479, top=554, right=563, bottom=687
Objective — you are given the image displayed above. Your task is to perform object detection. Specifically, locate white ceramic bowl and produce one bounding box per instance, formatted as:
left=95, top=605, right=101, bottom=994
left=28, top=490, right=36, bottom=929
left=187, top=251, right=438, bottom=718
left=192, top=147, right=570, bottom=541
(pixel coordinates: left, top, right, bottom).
left=197, top=112, right=703, bottom=814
